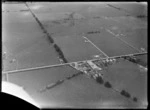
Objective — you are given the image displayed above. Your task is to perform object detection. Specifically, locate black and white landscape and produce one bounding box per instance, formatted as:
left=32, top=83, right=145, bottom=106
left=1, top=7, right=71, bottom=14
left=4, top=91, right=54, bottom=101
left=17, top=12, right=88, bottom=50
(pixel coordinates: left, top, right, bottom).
left=2, top=2, right=147, bottom=109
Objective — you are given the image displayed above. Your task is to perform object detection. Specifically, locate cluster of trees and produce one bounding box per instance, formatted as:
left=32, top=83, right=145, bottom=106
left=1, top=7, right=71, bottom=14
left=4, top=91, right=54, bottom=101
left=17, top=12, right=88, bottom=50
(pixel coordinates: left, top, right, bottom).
left=40, top=28, right=54, bottom=43
left=34, top=15, right=67, bottom=62
left=95, top=75, right=112, bottom=88
left=53, top=44, right=68, bottom=63
left=39, top=23, right=54, bottom=43
left=120, top=90, right=131, bottom=98
left=93, top=71, right=138, bottom=103
left=137, top=15, right=147, bottom=18
left=120, top=89, right=138, bottom=102
left=104, top=81, right=112, bottom=88
left=41, top=79, right=64, bottom=92
left=87, top=31, right=101, bottom=34
left=46, top=34, right=54, bottom=44
left=133, top=97, right=138, bottom=102
left=63, top=58, right=68, bottom=63
left=30, top=9, right=68, bottom=63
left=31, top=11, right=54, bottom=44
left=96, top=76, right=104, bottom=84
left=123, top=56, right=140, bottom=64
left=66, top=72, right=84, bottom=80
left=54, top=44, right=63, bottom=54
left=107, top=4, right=121, bottom=10
left=40, top=71, right=84, bottom=92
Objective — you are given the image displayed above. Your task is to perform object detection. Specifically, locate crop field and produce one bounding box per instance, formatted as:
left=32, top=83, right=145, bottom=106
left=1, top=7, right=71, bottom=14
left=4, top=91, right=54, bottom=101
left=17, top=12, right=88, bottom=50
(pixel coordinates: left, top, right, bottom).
left=2, top=10, right=60, bottom=71
left=53, top=35, right=107, bottom=62
left=86, top=30, right=138, bottom=56
left=2, top=2, right=147, bottom=109
left=103, top=60, right=147, bottom=105
left=107, top=2, right=147, bottom=16
left=7, top=65, right=77, bottom=96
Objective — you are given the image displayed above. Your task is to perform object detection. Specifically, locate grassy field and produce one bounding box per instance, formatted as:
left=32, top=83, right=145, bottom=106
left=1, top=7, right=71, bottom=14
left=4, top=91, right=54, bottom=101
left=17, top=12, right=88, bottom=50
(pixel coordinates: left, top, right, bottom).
left=7, top=65, right=78, bottom=100
left=2, top=3, right=28, bottom=11
left=103, top=60, right=147, bottom=106
left=35, top=74, right=136, bottom=108
left=119, top=28, right=147, bottom=50
left=53, top=35, right=107, bottom=62
left=2, top=10, right=60, bottom=71
left=86, top=30, right=138, bottom=56
left=107, top=2, right=147, bottom=16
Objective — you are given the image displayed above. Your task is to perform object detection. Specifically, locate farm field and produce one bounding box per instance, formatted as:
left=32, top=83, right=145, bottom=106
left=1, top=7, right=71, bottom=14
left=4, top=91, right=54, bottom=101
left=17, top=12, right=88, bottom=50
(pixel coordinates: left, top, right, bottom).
left=107, top=2, right=147, bottom=17
left=2, top=3, right=28, bottom=11
left=86, top=30, right=138, bottom=57
left=2, top=8, right=60, bottom=71
left=7, top=65, right=78, bottom=97
left=103, top=60, right=147, bottom=107
left=53, top=35, right=107, bottom=62
left=2, top=2, right=147, bottom=109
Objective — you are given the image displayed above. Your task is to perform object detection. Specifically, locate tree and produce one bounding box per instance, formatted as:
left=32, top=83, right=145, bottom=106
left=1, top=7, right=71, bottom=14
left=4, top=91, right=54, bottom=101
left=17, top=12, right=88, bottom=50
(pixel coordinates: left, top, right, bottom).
left=58, top=51, right=64, bottom=57
left=133, top=97, right=138, bottom=102
left=96, top=76, right=104, bottom=84
left=47, top=35, right=54, bottom=43
left=54, top=44, right=61, bottom=52
left=137, top=15, right=146, bottom=18
left=66, top=76, right=73, bottom=80
left=120, top=90, right=131, bottom=98
left=62, top=57, right=68, bottom=63
left=104, top=81, right=112, bottom=88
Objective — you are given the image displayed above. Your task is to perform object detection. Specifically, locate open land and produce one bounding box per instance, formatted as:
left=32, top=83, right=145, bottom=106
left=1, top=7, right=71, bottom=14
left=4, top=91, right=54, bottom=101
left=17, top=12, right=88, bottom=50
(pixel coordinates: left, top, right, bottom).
left=2, top=2, right=147, bottom=109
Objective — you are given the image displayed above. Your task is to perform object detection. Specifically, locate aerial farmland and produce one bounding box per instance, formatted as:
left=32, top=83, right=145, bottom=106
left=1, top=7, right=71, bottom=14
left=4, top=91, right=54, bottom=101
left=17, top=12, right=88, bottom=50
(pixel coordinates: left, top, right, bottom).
left=2, top=2, right=147, bottom=109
